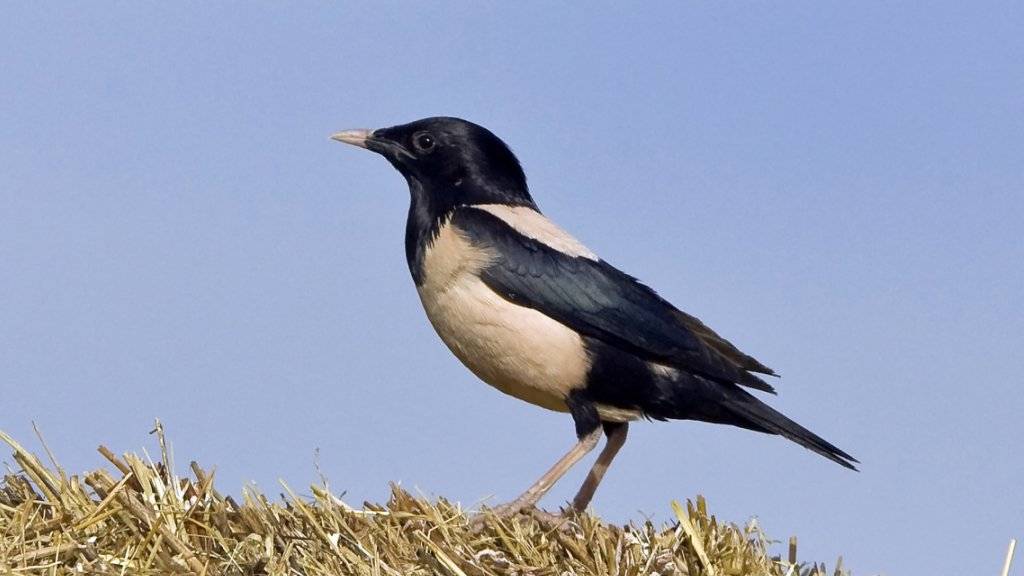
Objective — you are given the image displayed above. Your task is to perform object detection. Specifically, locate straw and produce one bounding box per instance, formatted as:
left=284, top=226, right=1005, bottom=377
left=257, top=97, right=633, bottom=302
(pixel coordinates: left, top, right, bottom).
left=1, top=424, right=851, bottom=575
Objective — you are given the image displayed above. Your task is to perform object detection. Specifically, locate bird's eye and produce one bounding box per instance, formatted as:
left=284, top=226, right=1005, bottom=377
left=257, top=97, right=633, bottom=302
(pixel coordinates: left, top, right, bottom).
left=412, top=132, right=436, bottom=153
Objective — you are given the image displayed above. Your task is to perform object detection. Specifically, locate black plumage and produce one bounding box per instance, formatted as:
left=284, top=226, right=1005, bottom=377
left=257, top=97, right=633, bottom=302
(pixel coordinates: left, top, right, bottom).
left=453, top=207, right=778, bottom=394
left=331, top=116, right=857, bottom=520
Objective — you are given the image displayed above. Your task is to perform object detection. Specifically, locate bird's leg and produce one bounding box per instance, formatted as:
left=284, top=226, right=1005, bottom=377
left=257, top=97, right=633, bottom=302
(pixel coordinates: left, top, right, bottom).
left=471, top=391, right=603, bottom=530
left=570, top=421, right=629, bottom=512
left=482, top=427, right=602, bottom=520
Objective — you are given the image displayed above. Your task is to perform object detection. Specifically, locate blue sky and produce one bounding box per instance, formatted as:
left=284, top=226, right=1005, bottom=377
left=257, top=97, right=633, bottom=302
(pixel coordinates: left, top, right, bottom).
left=2, top=3, right=1021, bottom=574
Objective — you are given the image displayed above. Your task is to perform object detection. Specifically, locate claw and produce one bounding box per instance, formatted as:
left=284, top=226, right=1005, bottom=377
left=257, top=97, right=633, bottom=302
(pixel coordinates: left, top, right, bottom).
left=468, top=502, right=528, bottom=532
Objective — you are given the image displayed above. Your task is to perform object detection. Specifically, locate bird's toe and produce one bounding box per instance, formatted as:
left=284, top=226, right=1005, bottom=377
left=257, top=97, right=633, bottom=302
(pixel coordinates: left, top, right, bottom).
left=468, top=502, right=524, bottom=531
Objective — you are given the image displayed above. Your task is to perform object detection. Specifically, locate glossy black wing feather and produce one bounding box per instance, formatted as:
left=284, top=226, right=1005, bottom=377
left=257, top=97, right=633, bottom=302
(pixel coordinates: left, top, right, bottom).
left=453, top=208, right=776, bottom=393
left=673, top=309, right=777, bottom=376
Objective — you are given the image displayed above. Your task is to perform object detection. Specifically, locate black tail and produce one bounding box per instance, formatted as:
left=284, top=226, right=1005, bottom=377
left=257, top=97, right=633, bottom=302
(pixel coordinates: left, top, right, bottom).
left=723, top=387, right=859, bottom=470
left=649, top=371, right=859, bottom=470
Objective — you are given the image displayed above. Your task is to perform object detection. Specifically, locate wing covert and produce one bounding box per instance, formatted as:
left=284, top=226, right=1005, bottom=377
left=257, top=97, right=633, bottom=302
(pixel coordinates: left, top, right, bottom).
left=452, top=207, right=775, bottom=393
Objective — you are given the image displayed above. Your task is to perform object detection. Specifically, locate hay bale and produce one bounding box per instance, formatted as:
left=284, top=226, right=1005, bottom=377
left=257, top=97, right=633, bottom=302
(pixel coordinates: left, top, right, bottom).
left=0, top=426, right=846, bottom=575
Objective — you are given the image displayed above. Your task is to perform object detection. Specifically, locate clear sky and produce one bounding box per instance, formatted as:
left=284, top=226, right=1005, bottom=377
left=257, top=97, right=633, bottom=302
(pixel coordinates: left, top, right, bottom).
left=2, top=4, right=1021, bottom=574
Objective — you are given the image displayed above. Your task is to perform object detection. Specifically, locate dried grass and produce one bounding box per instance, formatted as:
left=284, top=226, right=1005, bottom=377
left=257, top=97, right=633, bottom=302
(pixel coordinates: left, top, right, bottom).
left=1, top=423, right=847, bottom=575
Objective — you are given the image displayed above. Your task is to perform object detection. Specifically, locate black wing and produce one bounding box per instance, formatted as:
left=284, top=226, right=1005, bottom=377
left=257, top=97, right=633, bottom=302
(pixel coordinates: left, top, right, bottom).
left=453, top=207, right=777, bottom=393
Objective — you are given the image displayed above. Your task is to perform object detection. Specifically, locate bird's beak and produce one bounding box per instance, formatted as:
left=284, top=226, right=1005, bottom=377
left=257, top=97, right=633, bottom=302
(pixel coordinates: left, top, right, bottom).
left=331, top=126, right=414, bottom=161
left=330, top=129, right=374, bottom=149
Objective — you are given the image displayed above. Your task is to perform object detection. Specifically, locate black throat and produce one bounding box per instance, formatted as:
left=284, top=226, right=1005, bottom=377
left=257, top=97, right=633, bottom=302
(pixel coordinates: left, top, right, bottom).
left=404, top=179, right=450, bottom=286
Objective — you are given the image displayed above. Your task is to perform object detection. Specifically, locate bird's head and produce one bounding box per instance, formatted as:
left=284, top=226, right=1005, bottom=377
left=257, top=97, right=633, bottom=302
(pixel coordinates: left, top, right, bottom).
left=332, top=117, right=536, bottom=210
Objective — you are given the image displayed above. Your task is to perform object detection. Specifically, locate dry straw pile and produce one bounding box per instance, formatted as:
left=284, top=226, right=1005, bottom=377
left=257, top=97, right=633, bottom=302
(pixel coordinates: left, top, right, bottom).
left=1, top=425, right=846, bottom=575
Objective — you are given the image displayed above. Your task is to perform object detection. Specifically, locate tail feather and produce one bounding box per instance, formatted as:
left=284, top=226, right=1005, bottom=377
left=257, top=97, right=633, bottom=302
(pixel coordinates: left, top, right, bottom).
left=725, top=389, right=859, bottom=470
left=640, top=357, right=858, bottom=470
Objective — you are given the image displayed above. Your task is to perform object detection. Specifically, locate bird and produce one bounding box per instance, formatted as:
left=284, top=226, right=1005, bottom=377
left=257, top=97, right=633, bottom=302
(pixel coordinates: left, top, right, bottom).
left=331, top=116, right=857, bottom=520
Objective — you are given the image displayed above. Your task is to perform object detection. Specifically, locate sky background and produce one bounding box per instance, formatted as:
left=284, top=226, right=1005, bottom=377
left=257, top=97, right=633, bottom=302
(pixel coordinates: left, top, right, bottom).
left=2, top=3, right=1022, bottom=574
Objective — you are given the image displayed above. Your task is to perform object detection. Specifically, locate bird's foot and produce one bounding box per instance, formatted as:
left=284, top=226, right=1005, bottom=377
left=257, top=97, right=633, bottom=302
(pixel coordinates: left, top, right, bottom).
left=469, top=502, right=581, bottom=533
left=529, top=507, right=579, bottom=531
left=468, top=501, right=527, bottom=532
